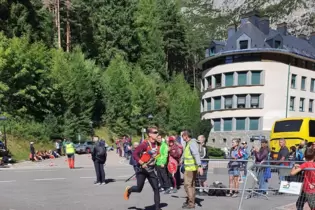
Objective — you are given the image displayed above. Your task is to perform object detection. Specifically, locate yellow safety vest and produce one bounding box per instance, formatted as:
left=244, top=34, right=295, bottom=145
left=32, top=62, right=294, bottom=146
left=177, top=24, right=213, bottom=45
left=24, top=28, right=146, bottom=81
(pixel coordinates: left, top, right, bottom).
left=184, top=140, right=198, bottom=171
left=65, top=143, right=75, bottom=154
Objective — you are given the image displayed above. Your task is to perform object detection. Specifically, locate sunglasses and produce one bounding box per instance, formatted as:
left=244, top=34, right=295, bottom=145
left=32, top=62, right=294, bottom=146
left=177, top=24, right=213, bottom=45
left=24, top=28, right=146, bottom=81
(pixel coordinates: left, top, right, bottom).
left=151, top=131, right=159, bottom=134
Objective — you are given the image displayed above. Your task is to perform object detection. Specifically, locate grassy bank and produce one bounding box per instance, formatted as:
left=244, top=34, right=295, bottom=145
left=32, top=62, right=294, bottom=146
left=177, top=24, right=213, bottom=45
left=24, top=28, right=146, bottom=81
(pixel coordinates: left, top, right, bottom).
left=6, top=135, right=54, bottom=161
left=94, top=126, right=141, bottom=146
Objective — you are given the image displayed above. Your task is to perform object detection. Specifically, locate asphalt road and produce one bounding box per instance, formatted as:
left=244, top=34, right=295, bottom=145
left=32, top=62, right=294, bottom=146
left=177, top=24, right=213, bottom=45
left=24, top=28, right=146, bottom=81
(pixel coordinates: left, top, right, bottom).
left=0, top=154, right=303, bottom=210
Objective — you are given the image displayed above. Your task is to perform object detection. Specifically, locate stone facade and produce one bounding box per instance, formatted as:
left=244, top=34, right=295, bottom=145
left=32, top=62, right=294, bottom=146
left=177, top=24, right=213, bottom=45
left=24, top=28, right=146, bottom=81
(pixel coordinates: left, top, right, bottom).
left=207, top=130, right=271, bottom=149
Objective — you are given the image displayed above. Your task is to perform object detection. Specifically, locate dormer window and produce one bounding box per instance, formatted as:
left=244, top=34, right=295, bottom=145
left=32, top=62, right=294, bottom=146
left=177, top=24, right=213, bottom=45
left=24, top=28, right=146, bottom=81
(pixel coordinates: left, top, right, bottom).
left=239, top=40, right=249, bottom=49
left=275, top=40, right=281, bottom=48
left=210, top=47, right=215, bottom=55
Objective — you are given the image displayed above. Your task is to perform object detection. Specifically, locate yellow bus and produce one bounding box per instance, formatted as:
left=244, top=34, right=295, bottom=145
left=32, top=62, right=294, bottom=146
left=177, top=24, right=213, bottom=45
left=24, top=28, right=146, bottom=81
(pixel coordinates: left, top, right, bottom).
left=270, top=117, right=315, bottom=159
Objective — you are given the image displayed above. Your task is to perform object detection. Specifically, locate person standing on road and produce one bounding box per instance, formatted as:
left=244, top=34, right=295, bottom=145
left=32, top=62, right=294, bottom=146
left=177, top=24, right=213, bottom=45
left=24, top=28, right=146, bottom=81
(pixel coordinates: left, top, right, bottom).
left=124, top=126, right=161, bottom=210
left=196, top=135, right=209, bottom=196
left=181, top=130, right=203, bottom=209
left=156, top=134, right=171, bottom=194
left=65, top=139, right=75, bottom=169
left=92, top=137, right=107, bottom=185
left=30, top=142, right=35, bottom=161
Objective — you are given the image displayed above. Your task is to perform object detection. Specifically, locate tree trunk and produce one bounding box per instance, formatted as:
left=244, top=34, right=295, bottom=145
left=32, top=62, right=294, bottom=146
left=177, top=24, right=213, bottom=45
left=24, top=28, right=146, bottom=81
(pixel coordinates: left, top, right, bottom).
left=56, top=0, right=61, bottom=49
left=66, top=0, right=71, bottom=52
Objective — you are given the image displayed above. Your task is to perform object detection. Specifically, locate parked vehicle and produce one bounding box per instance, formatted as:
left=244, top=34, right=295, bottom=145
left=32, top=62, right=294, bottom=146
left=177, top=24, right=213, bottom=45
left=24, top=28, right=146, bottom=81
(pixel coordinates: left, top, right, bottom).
left=75, top=141, right=95, bottom=154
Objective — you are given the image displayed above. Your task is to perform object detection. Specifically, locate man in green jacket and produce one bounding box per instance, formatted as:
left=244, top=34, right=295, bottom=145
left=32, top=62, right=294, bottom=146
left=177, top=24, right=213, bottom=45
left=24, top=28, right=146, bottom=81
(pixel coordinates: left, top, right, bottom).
left=156, top=135, right=171, bottom=194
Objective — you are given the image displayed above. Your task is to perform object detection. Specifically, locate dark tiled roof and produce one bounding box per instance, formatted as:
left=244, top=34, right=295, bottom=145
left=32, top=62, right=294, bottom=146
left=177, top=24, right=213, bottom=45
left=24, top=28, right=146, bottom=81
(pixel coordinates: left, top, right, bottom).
left=210, top=20, right=315, bottom=60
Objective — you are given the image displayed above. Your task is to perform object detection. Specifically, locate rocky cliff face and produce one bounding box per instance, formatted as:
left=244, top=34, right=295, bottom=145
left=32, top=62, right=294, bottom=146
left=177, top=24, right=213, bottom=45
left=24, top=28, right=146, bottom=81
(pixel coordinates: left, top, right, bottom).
left=183, top=0, right=315, bottom=40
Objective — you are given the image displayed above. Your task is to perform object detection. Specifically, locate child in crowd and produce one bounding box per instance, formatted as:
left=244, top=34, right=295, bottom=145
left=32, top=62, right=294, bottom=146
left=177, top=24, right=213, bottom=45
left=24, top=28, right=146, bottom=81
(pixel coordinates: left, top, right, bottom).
left=291, top=148, right=315, bottom=210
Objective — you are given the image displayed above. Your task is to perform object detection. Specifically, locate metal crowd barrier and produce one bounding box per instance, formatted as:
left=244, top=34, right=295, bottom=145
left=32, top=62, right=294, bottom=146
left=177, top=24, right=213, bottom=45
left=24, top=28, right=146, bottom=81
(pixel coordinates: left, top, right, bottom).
left=191, top=159, right=313, bottom=210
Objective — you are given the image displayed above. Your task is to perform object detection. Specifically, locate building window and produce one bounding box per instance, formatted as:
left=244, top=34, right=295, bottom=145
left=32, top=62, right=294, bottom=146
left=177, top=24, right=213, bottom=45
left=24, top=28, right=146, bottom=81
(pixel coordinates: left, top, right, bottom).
left=210, top=47, right=215, bottom=56
left=250, top=94, right=260, bottom=108
left=311, top=79, right=315, bottom=92
left=213, top=97, right=221, bottom=110
left=291, top=74, right=296, bottom=88
left=275, top=40, right=281, bottom=48
left=224, top=96, right=233, bottom=109
left=299, top=98, right=305, bottom=112
left=238, top=72, right=247, bottom=86
left=302, top=61, right=306, bottom=68
left=206, top=77, right=211, bottom=90
left=213, top=119, right=221, bottom=131
left=225, top=73, right=234, bottom=86
left=309, top=99, right=314, bottom=113
left=249, top=117, right=259, bottom=130
left=251, top=71, right=261, bottom=85
left=312, top=63, right=315, bottom=70
left=237, top=95, right=246, bottom=108
left=236, top=118, right=246, bottom=130
left=225, top=56, right=233, bottom=64
left=290, top=96, right=295, bottom=111
left=223, top=118, right=232, bottom=131
left=214, top=74, right=222, bottom=88
left=206, top=98, right=211, bottom=111
left=239, top=40, right=248, bottom=49
left=301, top=76, right=306, bottom=90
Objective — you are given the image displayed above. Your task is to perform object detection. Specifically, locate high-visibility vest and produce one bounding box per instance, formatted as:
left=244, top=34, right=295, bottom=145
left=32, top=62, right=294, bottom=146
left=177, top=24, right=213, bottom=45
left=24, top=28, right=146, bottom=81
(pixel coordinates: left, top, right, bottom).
left=184, top=140, right=198, bottom=171
left=65, top=142, right=75, bottom=154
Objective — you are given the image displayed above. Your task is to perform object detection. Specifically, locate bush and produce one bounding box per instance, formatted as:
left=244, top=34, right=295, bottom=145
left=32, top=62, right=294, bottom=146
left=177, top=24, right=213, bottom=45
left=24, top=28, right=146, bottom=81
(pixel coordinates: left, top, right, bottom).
left=208, top=147, right=225, bottom=157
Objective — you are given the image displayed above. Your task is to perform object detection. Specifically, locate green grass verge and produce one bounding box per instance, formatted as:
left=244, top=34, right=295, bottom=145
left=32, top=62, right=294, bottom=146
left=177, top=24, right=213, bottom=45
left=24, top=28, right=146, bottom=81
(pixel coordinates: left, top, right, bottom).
left=6, top=135, right=54, bottom=161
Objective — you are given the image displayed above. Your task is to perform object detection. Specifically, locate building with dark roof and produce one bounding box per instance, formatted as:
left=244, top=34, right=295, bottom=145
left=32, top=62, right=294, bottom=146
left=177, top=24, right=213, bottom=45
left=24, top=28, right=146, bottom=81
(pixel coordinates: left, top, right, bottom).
left=199, top=10, right=315, bottom=148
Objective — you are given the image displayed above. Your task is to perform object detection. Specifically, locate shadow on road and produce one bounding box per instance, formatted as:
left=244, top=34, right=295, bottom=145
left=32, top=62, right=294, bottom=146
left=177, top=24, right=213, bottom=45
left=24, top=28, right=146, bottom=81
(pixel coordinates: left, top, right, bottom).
left=170, top=195, right=204, bottom=207
left=105, top=178, right=116, bottom=184
left=128, top=203, right=168, bottom=210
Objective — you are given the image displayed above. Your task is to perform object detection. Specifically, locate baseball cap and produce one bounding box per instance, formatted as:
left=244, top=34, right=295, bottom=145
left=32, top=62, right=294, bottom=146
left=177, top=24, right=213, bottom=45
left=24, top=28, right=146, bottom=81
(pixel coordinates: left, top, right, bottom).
left=168, top=136, right=175, bottom=141
left=261, top=139, right=268, bottom=144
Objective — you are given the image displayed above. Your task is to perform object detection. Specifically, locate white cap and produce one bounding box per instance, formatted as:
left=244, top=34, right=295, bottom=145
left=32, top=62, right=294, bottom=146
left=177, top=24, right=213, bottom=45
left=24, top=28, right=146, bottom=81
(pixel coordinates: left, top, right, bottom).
left=30, top=142, right=34, bottom=144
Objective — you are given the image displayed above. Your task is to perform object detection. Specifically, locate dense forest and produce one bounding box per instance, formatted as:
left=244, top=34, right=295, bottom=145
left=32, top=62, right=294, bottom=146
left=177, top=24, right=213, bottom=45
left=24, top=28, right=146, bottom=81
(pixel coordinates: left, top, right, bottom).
left=1, top=0, right=313, bottom=142
left=0, top=0, right=212, bottom=141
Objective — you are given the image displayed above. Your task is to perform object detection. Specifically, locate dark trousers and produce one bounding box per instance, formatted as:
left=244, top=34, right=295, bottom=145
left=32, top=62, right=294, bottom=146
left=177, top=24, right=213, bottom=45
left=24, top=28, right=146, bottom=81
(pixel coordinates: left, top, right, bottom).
left=156, top=165, right=171, bottom=189
left=129, top=170, right=160, bottom=209
left=296, top=190, right=306, bottom=210
left=174, top=166, right=181, bottom=189
left=94, top=161, right=105, bottom=183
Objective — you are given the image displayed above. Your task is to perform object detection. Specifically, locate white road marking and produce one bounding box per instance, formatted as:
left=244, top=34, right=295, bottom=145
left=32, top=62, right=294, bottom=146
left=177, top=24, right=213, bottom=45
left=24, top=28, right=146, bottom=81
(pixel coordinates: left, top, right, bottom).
left=274, top=202, right=296, bottom=210
left=80, top=177, right=94, bottom=179
left=117, top=175, right=130, bottom=178
left=0, top=180, right=16, bottom=183
left=34, top=178, right=66, bottom=181
left=13, top=170, right=58, bottom=173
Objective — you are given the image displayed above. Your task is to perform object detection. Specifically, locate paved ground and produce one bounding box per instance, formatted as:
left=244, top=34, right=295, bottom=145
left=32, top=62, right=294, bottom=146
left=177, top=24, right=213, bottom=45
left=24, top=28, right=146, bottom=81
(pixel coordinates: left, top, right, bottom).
left=0, top=153, right=308, bottom=210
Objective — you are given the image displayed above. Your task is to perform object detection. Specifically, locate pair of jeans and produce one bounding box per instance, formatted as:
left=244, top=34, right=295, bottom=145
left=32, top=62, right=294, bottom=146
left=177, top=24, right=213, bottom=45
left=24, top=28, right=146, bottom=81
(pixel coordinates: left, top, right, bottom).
left=94, top=161, right=105, bottom=183
left=129, top=169, right=160, bottom=209
left=174, top=165, right=181, bottom=189
left=156, top=165, right=171, bottom=189
left=258, top=168, right=268, bottom=193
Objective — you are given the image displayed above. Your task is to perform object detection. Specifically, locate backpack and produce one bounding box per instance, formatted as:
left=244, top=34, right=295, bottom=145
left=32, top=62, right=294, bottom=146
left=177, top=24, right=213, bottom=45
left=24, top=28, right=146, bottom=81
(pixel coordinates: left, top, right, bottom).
left=207, top=181, right=227, bottom=196
left=96, top=145, right=106, bottom=157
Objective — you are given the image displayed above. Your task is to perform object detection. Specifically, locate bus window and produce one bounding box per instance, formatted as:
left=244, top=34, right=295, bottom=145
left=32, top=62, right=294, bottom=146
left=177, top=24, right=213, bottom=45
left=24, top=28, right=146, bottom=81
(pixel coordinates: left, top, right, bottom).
left=309, top=120, right=315, bottom=137
left=274, top=120, right=303, bottom=133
